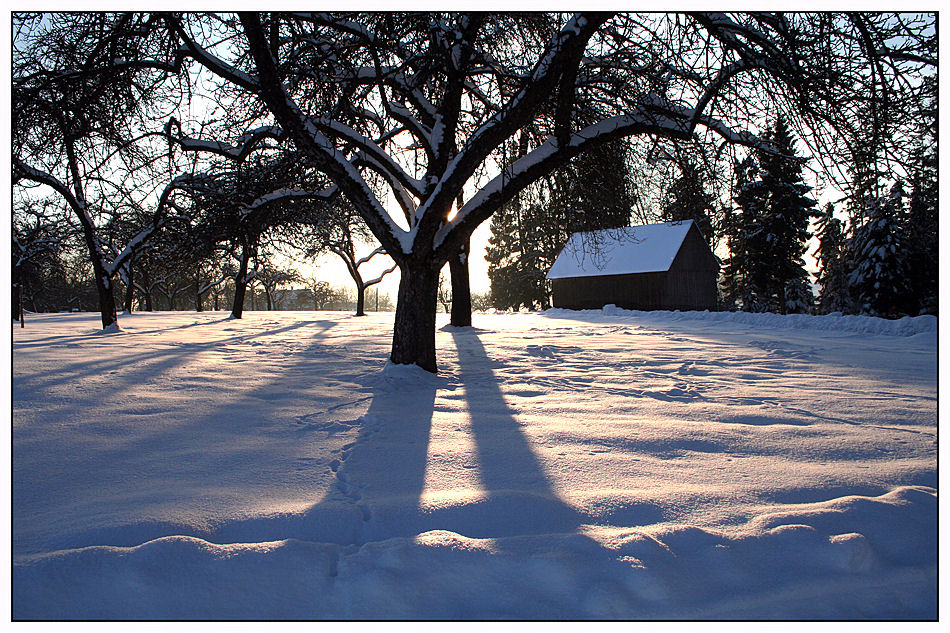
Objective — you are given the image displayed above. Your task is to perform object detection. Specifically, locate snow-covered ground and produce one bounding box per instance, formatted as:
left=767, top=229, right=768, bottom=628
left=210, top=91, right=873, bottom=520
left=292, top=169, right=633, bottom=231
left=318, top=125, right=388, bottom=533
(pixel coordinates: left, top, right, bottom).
left=12, top=308, right=937, bottom=619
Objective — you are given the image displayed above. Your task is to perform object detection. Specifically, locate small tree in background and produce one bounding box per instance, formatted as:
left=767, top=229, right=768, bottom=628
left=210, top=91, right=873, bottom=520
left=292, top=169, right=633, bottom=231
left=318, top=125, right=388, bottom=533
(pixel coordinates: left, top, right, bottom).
left=848, top=182, right=912, bottom=318
left=660, top=160, right=717, bottom=246
left=813, top=202, right=852, bottom=314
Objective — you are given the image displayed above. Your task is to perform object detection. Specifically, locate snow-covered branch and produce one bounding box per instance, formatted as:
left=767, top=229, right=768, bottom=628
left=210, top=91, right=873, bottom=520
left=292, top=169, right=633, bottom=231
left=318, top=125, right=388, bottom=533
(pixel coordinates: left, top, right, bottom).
left=239, top=13, right=413, bottom=259
left=353, top=245, right=387, bottom=269
left=13, top=158, right=82, bottom=214
left=362, top=262, right=397, bottom=288
left=165, top=118, right=283, bottom=162
left=104, top=174, right=194, bottom=275
left=241, top=186, right=339, bottom=216
left=412, top=13, right=609, bottom=250
left=311, top=117, right=424, bottom=197
left=198, top=272, right=231, bottom=297
left=168, top=16, right=261, bottom=92
left=433, top=105, right=706, bottom=257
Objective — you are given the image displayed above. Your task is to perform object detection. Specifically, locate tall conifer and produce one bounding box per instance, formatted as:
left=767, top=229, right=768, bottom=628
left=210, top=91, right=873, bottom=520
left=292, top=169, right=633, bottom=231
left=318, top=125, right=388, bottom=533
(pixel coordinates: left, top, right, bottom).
left=721, top=118, right=816, bottom=313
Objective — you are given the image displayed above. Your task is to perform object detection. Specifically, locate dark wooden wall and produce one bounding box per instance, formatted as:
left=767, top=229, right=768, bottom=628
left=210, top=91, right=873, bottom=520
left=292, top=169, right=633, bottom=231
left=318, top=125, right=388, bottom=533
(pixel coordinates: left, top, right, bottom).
left=550, top=224, right=719, bottom=311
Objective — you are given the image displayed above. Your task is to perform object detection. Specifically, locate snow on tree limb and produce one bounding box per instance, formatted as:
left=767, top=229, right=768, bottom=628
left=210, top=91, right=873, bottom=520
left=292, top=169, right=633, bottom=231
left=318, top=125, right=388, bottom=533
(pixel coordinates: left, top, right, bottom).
left=411, top=13, right=609, bottom=252
left=433, top=102, right=764, bottom=259
left=362, top=262, right=398, bottom=288
left=241, top=186, right=339, bottom=215
left=167, top=16, right=261, bottom=92
left=312, top=117, right=424, bottom=197
left=238, top=12, right=414, bottom=259
left=165, top=118, right=283, bottom=162
left=353, top=245, right=388, bottom=269
left=15, top=156, right=195, bottom=278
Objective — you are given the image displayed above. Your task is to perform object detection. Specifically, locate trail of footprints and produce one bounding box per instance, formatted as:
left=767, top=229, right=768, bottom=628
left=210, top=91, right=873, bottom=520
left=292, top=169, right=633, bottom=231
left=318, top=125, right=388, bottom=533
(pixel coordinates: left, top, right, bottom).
left=329, top=416, right=383, bottom=527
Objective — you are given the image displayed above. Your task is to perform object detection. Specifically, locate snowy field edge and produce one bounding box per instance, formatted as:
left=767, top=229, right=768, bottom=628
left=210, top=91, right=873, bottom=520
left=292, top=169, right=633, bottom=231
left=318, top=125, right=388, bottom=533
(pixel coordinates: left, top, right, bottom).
left=540, top=305, right=938, bottom=337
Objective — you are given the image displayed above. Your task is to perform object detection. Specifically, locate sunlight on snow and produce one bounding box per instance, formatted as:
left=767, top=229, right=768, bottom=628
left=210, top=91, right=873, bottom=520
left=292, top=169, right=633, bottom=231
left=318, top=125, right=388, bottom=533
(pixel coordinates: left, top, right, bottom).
left=418, top=408, right=488, bottom=508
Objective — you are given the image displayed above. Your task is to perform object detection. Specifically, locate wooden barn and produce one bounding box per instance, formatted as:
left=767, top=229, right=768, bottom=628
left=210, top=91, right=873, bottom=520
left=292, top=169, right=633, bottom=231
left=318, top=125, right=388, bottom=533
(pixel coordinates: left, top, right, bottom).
left=546, top=220, right=719, bottom=311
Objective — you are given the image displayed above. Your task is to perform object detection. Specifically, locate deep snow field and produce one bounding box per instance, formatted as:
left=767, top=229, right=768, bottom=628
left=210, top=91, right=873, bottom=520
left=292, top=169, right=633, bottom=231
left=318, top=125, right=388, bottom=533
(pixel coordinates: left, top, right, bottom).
left=11, top=308, right=938, bottom=619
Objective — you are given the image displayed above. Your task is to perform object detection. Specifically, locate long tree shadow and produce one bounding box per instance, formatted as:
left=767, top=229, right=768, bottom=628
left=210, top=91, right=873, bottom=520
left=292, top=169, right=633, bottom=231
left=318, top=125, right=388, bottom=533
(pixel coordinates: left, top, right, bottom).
left=319, top=328, right=665, bottom=543
left=13, top=317, right=332, bottom=401
left=330, top=366, right=439, bottom=543
left=439, top=329, right=586, bottom=537
left=12, top=313, right=234, bottom=350
left=13, top=317, right=350, bottom=555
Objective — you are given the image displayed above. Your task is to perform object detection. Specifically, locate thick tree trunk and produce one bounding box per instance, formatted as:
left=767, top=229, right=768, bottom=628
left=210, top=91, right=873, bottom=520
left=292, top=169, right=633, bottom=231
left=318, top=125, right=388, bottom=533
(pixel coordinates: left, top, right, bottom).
left=342, top=254, right=367, bottom=317
left=93, top=263, right=118, bottom=330
left=231, top=244, right=251, bottom=319
left=13, top=265, right=25, bottom=327
left=449, top=239, right=472, bottom=327
left=390, top=261, right=440, bottom=372
left=356, top=285, right=366, bottom=316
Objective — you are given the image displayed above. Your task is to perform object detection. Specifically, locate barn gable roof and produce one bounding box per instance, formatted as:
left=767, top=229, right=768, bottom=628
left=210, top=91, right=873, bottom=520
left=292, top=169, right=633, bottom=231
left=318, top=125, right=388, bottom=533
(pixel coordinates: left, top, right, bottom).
left=546, top=220, right=696, bottom=280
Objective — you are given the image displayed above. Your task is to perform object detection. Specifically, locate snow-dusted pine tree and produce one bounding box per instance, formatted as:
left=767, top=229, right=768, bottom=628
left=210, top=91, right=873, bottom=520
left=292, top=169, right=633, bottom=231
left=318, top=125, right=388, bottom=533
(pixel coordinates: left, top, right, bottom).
left=757, top=117, right=817, bottom=313
left=848, top=183, right=912, bottom=317
left=486, top=202, right=537, bottom=311
left=721, top=156, right=770, bottom=311
left=722, top=119, right=816, bottom=313
left=813, top=202, right=852, bottom=314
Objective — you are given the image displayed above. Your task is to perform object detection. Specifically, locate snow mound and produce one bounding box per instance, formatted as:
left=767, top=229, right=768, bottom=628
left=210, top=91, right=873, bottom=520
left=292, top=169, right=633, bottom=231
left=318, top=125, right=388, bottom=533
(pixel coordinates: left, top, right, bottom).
left=372, top=360, right=446, bottom=388
left=13, top=486, right=935, bottom=620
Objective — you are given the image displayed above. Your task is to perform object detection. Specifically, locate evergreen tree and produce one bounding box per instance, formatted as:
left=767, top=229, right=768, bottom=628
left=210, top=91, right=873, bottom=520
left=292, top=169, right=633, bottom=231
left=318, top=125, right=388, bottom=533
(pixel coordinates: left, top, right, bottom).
left=487, top=140, right=635, bottom=310
left=905, top=75, right=938, bottom=315
left=906, top=149, right=938, bottom=314
left=721, top=118, right=817, bottom=313
left=661, top=160, right=716, bottom=246
left=486, top=202, right=539, bottom=310
left=813, top=202, right=852, bottom=314
left=721, top=156, right=770, bottom=311
left=848, top=182, right=912, bottom=317
left=758, top=117, right=817, bottom=313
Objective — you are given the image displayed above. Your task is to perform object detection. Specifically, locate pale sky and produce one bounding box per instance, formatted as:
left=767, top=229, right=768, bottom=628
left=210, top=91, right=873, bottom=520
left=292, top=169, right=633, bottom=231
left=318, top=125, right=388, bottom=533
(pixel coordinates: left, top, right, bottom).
left=290, top=216, right=494, bottom=301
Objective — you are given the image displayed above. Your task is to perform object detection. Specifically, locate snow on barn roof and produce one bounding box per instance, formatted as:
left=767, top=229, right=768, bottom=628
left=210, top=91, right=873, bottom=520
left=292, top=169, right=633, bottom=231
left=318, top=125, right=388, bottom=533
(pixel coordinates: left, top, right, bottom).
left=546, top=220, right=694, bottom=280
